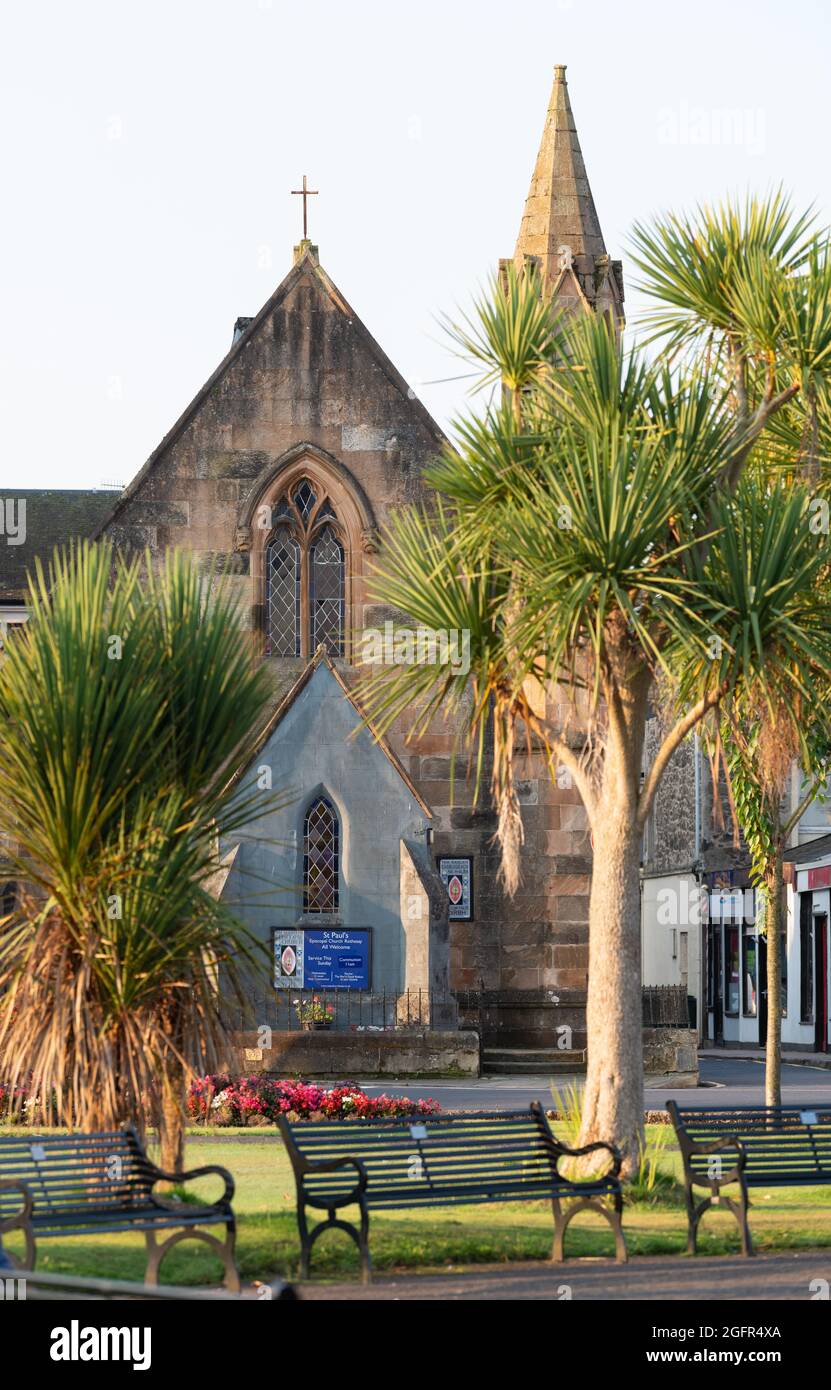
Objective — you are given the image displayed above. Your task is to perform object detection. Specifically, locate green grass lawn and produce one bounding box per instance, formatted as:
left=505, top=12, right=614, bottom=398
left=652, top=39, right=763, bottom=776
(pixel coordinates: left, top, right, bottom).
left=3, top=1127, right=831, bottom=1284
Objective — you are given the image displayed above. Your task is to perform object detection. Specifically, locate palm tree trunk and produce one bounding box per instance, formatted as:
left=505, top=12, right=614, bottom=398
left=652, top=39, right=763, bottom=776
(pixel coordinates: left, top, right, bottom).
left=764, top=847, right=784, bottom=1107
left=579, top=804, right=646, bottom=1175
left=159, top=1066, right=186, bottom=1178
left=578, top=664, right=649, bottom=1176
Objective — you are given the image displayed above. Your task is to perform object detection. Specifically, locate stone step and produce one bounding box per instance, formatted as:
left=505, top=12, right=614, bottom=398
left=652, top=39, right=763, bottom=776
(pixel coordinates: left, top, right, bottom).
left=482, top=1048, right=586, bottom=1075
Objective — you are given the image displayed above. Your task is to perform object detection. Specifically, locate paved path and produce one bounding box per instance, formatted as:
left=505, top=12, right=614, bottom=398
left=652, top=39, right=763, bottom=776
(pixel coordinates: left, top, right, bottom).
left=346, top=1057, right=831, bottom=1112
left=299, top=1250, right=831, bottom=1301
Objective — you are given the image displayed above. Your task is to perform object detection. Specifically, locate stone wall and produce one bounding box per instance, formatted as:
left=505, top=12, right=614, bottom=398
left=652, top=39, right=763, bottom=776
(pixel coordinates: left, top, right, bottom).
left=222, top=1025, right=696, bottom=1084
left=222, top=1029, right=480, bottom=1078
left=642, top=1027, right=699, bottom=1088
left=458, top=988, right=587, bottom=1052
left=642, top=717, right=697, bottom=876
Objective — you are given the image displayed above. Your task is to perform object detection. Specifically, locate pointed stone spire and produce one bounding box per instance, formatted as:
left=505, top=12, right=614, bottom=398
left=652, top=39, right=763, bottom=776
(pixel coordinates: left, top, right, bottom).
left=511, top=65, right=623, bottom=318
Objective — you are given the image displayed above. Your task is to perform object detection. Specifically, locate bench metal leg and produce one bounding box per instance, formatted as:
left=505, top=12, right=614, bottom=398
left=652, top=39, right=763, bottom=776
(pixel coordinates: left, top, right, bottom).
left=298, top=1199, right=372, bottom=1283
left=0, top=1182, right=35, bottom=1271
left=684, top=1180, right=754, bottom=1258
left=144, top=1222, right=241, bottom=1292
left=551, top=1193, right=627, bottom=1264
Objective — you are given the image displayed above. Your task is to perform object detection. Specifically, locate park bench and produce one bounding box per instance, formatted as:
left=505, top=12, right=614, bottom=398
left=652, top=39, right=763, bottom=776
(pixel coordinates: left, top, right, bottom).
left=667, top=1100, right=831, bottom=1255
left=279, top=1101, right=627, bottom=1281
left=0, top=1127, right=240, bottom=1289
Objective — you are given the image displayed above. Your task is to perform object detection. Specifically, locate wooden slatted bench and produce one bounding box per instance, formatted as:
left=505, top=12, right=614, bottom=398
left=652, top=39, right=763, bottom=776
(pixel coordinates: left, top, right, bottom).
left=667, top=1100, right=831, bottom=1255
left=279, top=1102, right=626, bottom=1281
left=0, top=1127, right=240, bottom=1289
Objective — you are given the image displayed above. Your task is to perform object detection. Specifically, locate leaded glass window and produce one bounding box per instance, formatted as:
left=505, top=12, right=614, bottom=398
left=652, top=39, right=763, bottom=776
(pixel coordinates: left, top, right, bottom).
left=263, top=479, right=346, bottom=657
left=293, top=480, right=317, bottom=523
left=311, top=526, right=345, bottom=657
left=266, top=529, right=300, bottom=656
left=303, top=796, right=339, bottom=913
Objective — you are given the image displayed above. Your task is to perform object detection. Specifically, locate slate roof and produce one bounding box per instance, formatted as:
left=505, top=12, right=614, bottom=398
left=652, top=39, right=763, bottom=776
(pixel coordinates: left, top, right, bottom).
left=223, top=647, right=432, bottom=817
left=0, top=490, right=117, bottom=602
left=783, top=832, right=831, bottom=865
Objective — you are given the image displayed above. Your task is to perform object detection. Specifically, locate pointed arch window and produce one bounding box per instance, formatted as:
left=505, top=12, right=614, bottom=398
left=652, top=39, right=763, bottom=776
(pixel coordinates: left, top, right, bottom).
left=264, top=480, right=345, bottom=657
left=303, top=796, right=340, bottom=913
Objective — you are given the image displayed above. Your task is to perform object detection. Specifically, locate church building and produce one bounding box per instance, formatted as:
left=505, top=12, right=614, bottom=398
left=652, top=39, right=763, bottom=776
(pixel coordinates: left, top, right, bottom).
left=0, top=67, right=623, bottom=1068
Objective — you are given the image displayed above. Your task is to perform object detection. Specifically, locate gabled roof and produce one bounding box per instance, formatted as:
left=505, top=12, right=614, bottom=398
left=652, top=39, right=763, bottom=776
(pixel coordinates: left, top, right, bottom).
left=0, top=490, right=116, bottom=602
left=226, top=647, right=432, bottom=817
left=91, top=247, right=446, bottom=539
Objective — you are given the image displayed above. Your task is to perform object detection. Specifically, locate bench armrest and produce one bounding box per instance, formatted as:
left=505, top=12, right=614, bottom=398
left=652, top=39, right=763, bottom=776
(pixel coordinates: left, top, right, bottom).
left=0, top=1180, right=35, bottom=1270
left=554, top=1139, right=623, bottom=1180
left=679, top=1134, right=746, bottom=1180
left=149, top=1164, right=235, bottom=1207
left=278, top=1116, right=368, bottom=1194
left=666, top=1104, right=747, bottom=1181
left=298, top=1156, right=368, bottom=1193
left=0, top=1179, right=34, bottom=1229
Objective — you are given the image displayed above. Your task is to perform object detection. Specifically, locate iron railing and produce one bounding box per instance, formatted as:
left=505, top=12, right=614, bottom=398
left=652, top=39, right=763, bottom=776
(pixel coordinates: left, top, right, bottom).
left=642, top=984, right=692, bottom=1028
left=228, top=988, right=471, bottom=1034
left=230, top=984, right=693, bottom=1033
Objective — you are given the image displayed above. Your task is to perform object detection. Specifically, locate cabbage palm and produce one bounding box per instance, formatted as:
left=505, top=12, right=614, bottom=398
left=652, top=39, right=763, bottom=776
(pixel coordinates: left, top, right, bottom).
left=0, top=543, right=279, bottom=1169
left=359, top=203, right=831, bottom=1170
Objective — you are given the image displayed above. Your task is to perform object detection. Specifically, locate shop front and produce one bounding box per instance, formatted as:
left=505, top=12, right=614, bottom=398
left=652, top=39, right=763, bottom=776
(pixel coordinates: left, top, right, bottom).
left=705, top=886, right=767, bottom=1046
left=784, top=835, right=831, bottom=1053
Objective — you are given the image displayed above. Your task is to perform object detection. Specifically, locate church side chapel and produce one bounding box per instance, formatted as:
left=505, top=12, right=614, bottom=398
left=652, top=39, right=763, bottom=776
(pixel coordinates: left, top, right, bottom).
left=0, top=66, right=623, bottom=1066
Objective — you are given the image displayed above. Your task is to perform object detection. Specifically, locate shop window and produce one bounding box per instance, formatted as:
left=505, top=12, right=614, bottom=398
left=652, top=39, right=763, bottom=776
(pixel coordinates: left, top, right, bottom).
left=725, top=923, right=740, bottom=1016
left=742, top=924, right=757, bottom=1017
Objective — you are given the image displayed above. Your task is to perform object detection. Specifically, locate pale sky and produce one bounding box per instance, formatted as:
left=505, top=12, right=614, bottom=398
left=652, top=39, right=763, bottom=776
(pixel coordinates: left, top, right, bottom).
left=1, top=0, right=828, bottom=489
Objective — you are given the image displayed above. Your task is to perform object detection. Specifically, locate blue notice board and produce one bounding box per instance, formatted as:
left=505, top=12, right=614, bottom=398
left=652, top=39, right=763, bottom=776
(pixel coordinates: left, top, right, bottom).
left=303, top=929, right=370, bottom=989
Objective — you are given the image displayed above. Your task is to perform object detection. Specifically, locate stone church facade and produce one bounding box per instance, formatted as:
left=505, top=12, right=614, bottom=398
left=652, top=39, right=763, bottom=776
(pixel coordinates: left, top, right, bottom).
left=0, top=67, right=624, bottom=1064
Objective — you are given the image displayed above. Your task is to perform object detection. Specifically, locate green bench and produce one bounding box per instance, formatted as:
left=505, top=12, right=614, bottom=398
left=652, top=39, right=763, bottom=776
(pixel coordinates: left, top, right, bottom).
left=667, top=1100, right=831, bottom=1254
left=279, top=1101, right=627, bottom=1281
left=0, top=1127, right=239, bottom=1289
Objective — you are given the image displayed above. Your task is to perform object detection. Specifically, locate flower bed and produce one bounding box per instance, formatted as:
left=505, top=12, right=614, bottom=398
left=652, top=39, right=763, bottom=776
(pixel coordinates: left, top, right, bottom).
left=187, top=1075, right=441, bottom=1125
left=0, top=1074, right=440, bottom=1127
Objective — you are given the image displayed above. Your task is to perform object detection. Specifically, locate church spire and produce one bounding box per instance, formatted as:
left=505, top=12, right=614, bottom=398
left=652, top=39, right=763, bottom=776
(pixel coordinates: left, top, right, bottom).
left=510, top=65, right=623, bottom=320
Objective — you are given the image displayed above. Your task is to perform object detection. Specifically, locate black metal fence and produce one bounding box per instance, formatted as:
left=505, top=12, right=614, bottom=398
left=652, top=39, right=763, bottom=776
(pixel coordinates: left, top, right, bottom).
left=229, top=984, right=692, bottom=1033
left=228, top=988, right=466, bottom=1034
left=642, top=984, right=692, bottom=1028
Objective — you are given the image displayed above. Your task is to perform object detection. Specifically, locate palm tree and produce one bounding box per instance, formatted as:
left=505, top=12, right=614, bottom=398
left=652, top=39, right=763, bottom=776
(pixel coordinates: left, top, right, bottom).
left=357, top=195, right=831, bottom=1171
left=722, top=695, right=831, bottom=1106
left=0, top=542, right=278, bottom=1169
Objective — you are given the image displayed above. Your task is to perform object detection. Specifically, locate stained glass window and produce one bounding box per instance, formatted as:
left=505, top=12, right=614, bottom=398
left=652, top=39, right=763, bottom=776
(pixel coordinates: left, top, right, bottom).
left=266, top=529, right=301, bottom=656
left=304, top=796, right=339, bottom=913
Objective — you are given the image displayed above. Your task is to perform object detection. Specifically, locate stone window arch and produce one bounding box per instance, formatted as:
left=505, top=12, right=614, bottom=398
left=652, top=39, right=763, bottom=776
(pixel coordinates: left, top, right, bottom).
left=264, top=479, right=346, bottom=658
left=240, top=443, right=379, bottom=663
left=303, top=795, right=340, bottom=914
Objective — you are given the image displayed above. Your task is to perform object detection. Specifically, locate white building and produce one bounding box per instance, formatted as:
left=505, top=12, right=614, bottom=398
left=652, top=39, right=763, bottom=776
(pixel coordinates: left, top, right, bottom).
left=641, top=727, right=831, bottom=1050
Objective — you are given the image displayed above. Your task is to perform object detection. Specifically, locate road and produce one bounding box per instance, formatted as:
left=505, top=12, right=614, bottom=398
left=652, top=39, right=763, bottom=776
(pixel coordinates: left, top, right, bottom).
left=351, top=1056, right=831, bottom=1111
